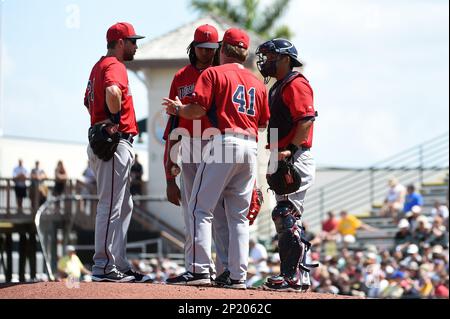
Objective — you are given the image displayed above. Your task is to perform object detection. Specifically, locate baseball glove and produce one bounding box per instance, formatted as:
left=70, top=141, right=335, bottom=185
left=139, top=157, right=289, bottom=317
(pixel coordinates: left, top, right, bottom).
left=247, top=187, right=264, bottom=226
left=88, top=123, right=120, bottom=161
left=266, top=160, right=302, bottom=195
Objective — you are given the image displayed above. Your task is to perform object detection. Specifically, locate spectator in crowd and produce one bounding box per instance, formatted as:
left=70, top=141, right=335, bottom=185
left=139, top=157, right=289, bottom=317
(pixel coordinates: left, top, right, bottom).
left=321, top=211, right=339, bottom=238
left=57, top=245, right=91, bottom=281
left=247, top=238, right=270, bottom=288
left=430, top=201, right=449, bottom=220
left=380, top=270, right=405, bottom=298
left=380, top=177, right=406, bottom=220
left=249, top=238, right=269, bottom=273
left=316, top=278, right=339, bottom=294
left=402, top=244, right=422, bottom=265
left=432, top=275, right=449, bottom=299
left=12, top=159, right=28, bottom=211
left=394, top=219, right=414, bottom=252
left=30, top=161, right=48, bottom=209
left=412, top=216, right=431, bottom=248
left=130, top=154, right=144, bottom=196
left=405, top=205, right=422, bottom=231
left=402, top=185, right=423, bottom=220
left=427, top=217, right=448, bottom=248
left=53, top=160, right=68, bottom=197
left=81, top=162, right=96, bottom=194
left=332, top=210, right=378, bottom=244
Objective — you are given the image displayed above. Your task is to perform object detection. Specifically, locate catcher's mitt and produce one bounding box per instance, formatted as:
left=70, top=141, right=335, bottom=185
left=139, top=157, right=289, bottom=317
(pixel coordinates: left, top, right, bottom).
left=266, top=160, right=302, bottom=195
left=88, top=123, right=120, bottom=161
left=247, top=187, right=263, bottom=226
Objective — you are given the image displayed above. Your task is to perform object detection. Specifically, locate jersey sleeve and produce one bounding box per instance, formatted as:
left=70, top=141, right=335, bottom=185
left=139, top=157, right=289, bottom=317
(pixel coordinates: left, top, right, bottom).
left=104, top=62, right=127, bottom=89
left=282, top=79, right=315, bottom=123
left=169, top=75, right=179, bottom=100
left=190, top=69, right=216, bottom=111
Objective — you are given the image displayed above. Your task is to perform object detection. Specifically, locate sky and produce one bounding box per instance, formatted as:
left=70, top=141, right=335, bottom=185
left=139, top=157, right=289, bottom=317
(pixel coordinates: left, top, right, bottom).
left=0, top=0, right=448, bottom=167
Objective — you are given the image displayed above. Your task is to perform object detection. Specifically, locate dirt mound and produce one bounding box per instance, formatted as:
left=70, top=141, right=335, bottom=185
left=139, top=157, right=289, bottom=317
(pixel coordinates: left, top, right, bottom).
left=0, top=282, right=361, bottom=299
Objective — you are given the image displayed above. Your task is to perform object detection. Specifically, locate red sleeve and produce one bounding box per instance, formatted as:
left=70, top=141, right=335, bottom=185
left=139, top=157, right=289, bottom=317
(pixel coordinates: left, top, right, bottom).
left=190, top=68, right=215, bottom=111
left=282, top=79, right=315, bottom=123
left=164, top=76, right=180, bottom=140
left=104, top=62, right=127, bottom=89
left=258, top=89, right=270, bottom=127
left=169, top=75, right=178, bottom=100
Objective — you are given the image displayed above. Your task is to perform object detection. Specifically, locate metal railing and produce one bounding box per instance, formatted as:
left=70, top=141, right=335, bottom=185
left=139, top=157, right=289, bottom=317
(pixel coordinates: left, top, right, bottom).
left=34, top=194, right=184, bottom=281
left=257, top=132, right=449, bottom=233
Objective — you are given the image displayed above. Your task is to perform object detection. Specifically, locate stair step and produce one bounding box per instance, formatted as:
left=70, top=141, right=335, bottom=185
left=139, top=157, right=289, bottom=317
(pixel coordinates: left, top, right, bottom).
left=360, top=216, right=394, bottom=224
left=357, top=229, right=397, bottom=238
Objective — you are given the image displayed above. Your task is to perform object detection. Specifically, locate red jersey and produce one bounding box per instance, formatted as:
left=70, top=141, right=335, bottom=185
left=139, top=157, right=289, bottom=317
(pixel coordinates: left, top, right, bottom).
left=84, top=56, right=138, bottom=135
left=163, top=64, right=212, bottom=139
left=189, top=63, right=270, bottom=138
left=277, top=76, right=315, bottom=149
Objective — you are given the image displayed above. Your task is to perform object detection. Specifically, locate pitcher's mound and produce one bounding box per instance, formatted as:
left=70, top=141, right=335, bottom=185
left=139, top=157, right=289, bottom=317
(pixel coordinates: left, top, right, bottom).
left=0, top=282, right=362, bottom=299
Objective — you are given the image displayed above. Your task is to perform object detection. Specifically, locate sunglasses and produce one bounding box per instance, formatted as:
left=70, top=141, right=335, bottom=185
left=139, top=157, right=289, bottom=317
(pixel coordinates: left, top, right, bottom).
left=125, top=38, right=137, bottom=45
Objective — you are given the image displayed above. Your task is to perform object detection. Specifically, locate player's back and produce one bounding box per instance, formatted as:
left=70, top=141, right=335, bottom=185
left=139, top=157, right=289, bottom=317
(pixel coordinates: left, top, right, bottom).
left=200, top=63, right=269, bottom=137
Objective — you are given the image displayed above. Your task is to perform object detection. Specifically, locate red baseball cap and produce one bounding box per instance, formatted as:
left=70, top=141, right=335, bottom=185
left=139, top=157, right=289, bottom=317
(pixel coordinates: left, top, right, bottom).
left=107, top=22, right=145, bottom=42
left=194, top=24, right=219, bottom=49
left=223, top=28, right=249, bottom=50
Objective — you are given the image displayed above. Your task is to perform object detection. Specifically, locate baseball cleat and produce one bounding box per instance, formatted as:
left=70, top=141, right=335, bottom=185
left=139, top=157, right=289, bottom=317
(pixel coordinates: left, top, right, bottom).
left=263, top=277, right=303, bottom=293
left=166, top=271, right=211, bottom=286
left=92, top=269, right=135, bottom=283
left=213, top=270, right=231, bottom=287
left=214, top=270, right=246, bottom=290
left=124, top=269, right=153, bottom=283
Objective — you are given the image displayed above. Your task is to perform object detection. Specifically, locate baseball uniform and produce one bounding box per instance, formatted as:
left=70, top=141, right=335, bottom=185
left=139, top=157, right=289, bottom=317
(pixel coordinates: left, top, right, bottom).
left=186, top=62, right=270, bottom=283
left=163, top=64, right=229, bottom=274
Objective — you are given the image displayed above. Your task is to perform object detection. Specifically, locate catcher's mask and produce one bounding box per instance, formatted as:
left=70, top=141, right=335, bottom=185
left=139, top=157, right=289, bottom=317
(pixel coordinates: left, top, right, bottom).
left=256, top=38, right=303, bottom=84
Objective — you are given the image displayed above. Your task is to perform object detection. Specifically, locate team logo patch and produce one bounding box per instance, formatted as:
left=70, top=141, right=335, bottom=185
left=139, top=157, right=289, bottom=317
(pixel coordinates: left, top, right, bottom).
left=178, top=84, right=195, bottom=99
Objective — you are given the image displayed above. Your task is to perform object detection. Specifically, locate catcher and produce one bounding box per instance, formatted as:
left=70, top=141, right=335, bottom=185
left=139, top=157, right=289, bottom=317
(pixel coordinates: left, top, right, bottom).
left=256, top=38, right=318, bottom=292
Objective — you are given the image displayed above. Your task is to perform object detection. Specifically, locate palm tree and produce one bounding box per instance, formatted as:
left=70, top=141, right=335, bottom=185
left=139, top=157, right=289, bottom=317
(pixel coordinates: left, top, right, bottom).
left=190, top=0, right=293, bottom=39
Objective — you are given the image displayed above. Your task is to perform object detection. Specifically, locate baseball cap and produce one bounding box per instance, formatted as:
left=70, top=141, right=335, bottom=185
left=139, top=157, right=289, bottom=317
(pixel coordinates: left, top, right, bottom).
left=194, top=24, right=219, bottom=49
left=398, top=218, right=410, bottom=229
left=223, top=28, right=250, bottom=50
left=406, top=244, right=419, bottom=254
left=66, top=245, right=76, bottom=252
left=107, top=22, right=145, bottom=42
left=390, top=270, right=405, bottom=280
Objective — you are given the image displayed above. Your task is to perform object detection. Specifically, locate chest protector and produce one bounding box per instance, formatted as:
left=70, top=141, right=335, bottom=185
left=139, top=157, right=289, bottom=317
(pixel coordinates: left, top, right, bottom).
left=267, top=72, right=309, bottom=145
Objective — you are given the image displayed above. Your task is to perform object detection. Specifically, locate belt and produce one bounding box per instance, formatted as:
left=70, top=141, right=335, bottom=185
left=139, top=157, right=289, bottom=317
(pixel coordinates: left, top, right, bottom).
left=119, top=133, right=134, bottom=144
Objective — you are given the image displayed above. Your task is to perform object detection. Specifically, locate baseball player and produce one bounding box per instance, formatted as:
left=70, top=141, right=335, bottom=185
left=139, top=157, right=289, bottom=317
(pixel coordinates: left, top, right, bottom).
left=162, top=24, right=229, bottom=278
left=256, top=38, right=317, bottom=292
left=163, top=28, right=270, bottom=289
left=84, top=22, right=151, bottom=283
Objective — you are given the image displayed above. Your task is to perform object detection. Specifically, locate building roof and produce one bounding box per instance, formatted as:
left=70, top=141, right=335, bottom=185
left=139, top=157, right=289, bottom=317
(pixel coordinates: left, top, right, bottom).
left=128, top=14, right=264, bottom=70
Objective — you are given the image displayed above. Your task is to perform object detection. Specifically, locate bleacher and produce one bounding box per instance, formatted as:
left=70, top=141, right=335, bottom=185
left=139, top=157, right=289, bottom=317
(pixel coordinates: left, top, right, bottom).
left=355, top=173, right=449, bottom=251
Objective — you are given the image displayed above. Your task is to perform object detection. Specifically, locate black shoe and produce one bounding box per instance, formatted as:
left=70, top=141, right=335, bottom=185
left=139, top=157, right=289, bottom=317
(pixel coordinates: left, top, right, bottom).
left=92, top=269, right=135, bottom=283
left=214, top=270, right=231, bottom=287
left=124, top=269, right=153, bottom=283
left=214, top=270, right=246, bottom=290
left=166, top=271, right=211, bottom=286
